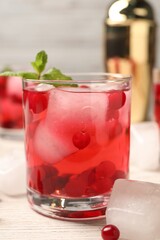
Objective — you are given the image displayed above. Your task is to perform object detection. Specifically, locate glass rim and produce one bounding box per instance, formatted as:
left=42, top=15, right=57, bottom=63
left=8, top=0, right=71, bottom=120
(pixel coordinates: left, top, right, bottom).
left=22, top=72, right=132, bottom=84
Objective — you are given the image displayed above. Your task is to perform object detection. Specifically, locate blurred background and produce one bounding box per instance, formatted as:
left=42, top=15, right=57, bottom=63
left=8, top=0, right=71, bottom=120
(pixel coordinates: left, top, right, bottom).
left=0, top=0, right=159, bottom=72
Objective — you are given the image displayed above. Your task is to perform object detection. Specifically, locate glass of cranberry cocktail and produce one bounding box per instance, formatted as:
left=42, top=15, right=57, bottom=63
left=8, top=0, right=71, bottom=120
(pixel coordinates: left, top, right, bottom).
left=0, top=76, right=23, bottom=137
left=23, top=73, right=131, bottom=220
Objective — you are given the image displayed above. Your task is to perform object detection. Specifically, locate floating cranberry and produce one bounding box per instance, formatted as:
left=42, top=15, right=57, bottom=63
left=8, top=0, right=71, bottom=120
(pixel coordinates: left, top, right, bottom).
left=28, top=166, right=46, bottom=193
left=79, top=168, right=96, bottom=185
left=94, top=177, right=113, bottom=195
left=43, top=164, right=58, bottom=178
left=28, top=92, right=48, bottom=114
left=101, top=224, right=120, bottom=240
left=53, top=174, right=71, bottom=190
left=96, top=161, right=116, bottom=178
left=80, top=85, right=89, bottom=88
left=28, top=165, right=58, bottom=194
left=65, top=168, right=95, bottom=197
left=108, top=91, right=126, bottom=110
left=106, top=119, right=122, bottom=139
left=65, top=176, right=87, bottom=197
left=72, top=131, right=90, bottom=149
left=41, top=176, right=57, bottom=195
left=106, top=109, right=119, bottom=121
left=112, top=170, right=127, bottom=182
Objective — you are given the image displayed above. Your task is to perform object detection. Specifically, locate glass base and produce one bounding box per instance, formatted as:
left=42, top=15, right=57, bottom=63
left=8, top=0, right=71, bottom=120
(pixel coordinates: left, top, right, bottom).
left=27, top=188, right=110, bottom=220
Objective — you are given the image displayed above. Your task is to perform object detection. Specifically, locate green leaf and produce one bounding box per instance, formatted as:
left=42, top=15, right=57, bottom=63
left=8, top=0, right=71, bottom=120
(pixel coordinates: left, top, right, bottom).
left=0, top=51, right=77, bottom=88
left=31, top=50, right=48, bottom=76
left=42, top=68, right=77, bottom=87
left=0, top=71, right=18, bottom=77
left=0, top=71, right=38, bottom=79
left=19, top=72, right=39, bottom=79
left=42, top=67, right=72, bottom=80
left=52, top=82, right=78, bottom=88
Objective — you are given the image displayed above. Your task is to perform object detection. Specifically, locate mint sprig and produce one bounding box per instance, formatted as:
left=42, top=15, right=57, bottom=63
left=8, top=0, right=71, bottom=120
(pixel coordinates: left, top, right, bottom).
left=42, top=68, right=72, bottom=80
left=0, top=71, right=38, bottom=79
left=0, top=50, right=76, bottom=87
left=31, top=50, right=47, bottom=78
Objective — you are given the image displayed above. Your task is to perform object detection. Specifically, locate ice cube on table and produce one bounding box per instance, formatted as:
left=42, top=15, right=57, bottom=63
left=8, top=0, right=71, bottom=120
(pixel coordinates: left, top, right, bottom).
left=106, top=179, right=160, bottom=240
left=0, top=148, right=26, bottom=196
left=130, top=122, right=160, bottom=170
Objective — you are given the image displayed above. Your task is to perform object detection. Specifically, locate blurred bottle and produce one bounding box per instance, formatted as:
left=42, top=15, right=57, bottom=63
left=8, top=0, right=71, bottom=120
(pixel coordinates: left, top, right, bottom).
left=104, top=0, right=156, bottom=123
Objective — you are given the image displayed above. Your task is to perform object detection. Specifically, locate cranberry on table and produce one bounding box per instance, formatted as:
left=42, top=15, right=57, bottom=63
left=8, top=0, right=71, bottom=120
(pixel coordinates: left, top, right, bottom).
left=101, top=224, right=120, bottom=240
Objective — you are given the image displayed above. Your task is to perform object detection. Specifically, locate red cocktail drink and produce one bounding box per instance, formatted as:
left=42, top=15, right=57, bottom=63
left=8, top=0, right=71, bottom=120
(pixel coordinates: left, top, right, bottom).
left=23, top=74, right=131, bottom=220
left=0, top=76, right=23, bottom=131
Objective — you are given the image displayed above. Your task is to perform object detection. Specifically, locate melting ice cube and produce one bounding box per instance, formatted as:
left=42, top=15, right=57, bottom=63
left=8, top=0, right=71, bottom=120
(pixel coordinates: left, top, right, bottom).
left=35, top=83, right=54, bottom=91
left=34, top=121, right=77, bottom=164
left=33, top=87, right=108, bottom=164
left=106, top=179, right=160, bottom=240
left=46, top=88, right=108, bottom=142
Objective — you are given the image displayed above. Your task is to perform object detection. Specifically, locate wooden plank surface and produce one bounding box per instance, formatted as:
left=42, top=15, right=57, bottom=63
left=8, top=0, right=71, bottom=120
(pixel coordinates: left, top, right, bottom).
left=0, top=195, right=106, bottom=240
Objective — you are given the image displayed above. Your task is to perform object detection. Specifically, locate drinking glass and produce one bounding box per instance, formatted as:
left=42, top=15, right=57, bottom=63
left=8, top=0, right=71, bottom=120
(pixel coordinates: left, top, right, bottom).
left=0, top=76, right=23, bottom=138
left=23, top=73, right=131, bottom=220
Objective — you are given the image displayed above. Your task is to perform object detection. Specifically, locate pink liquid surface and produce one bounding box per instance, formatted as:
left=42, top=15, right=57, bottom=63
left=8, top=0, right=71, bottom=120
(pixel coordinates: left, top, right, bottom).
left=0, top=76, right=23, bottom=129
left=23, top=84, right=130, bottom=207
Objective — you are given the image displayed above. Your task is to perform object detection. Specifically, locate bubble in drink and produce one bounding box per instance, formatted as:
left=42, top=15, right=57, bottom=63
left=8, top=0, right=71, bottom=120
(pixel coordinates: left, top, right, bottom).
left=106, top=179, right=160, bottom=240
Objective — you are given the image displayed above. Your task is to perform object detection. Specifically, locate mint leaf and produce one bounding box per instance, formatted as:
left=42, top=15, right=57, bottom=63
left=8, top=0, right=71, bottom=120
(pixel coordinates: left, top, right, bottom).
left=19, top=72, right=39, bottom=79
left=0, top=71, right=17, bottom=77
left=42, top=68, right=78, bottom=87
left=31, top=50, right=48, bottom=77
left=0, top=71, right=38, bottom=79
left=42, top=68, right=72, bottom=80
left=0, top=51, right=77, bottom=87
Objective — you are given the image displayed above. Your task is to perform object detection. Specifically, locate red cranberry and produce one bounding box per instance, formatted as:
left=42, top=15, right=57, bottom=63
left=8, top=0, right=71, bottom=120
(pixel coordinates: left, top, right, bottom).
left=106, top=110, right=119, bottom=121
left=28, top=165, right=59, bottom=194
left=28, top=92, right=48, bottom=114
left=96, top=161, right=116, bottom=178
left=72, top=131, right=90, bottom=149
left=112, top=170, right=127, bottom=182
left=108, top=91, right=126, bottom=110
left=94, top=177, right=113, bottom=195
left=106, top=120, right=122, bottom=139
left=65, top=177, right=87, bottom=197
left=80, top=85, right=89, bottom=88
left=101, top=224, right=120, bottom=240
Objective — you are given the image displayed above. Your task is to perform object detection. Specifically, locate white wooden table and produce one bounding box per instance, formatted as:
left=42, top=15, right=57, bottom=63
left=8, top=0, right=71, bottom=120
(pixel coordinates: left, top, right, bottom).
left=0, top=137, right=160, bottom=240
